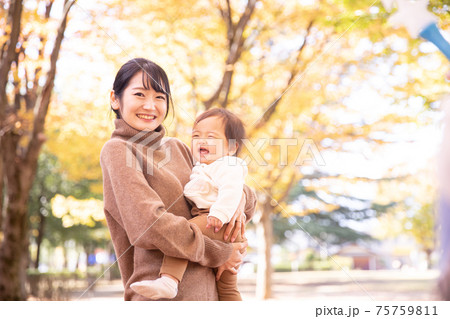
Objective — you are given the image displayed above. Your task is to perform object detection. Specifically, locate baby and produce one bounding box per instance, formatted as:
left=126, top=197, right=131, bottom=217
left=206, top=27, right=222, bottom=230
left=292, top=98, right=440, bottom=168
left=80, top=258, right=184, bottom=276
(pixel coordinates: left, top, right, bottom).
left=131, top=108, right=248, bottom=300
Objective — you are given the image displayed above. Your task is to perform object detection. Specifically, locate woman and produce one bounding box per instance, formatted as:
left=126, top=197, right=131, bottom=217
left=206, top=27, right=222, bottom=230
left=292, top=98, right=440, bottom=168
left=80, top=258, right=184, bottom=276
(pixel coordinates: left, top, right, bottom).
left=100, top=58, right=256, bottom=300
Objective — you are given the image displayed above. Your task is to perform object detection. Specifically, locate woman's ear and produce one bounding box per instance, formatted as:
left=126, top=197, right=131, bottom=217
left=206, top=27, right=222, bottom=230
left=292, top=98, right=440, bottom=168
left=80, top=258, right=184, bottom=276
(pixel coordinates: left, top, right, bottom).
left=110, top=90, right=120, bottom=110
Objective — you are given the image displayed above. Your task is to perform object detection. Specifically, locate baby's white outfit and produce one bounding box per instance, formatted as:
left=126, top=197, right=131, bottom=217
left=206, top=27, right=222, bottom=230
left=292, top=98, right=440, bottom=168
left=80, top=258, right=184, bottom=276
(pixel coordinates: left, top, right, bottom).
left=183, top=156, right=248, bottom=224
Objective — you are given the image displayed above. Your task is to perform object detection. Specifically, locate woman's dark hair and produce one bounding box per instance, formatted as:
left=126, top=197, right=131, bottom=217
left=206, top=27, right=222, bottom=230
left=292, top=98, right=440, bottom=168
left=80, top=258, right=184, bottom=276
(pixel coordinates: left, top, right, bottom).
left=194, top=108, right=246, bottom=156
left=111, top=58, right=173, bottom=119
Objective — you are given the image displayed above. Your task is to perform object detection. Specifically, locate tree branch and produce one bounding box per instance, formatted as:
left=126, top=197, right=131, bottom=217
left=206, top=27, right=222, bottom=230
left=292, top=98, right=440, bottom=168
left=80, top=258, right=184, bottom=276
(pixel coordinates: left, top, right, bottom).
left=177, top=58, right=200, bottom=113
left=203, top=0, right=257, bottom=110
left=25, top=0, right=74, bottom=167
left=167, top=36, right=200, bottom=113
left=277, top=171, right=297, bottom=203
left=232, top=0, right=256, bottom=55
left=227, top=72, right=264, bottom=105
left=251, top=19, right=315, bottom=133
left=0, top=42, right=7, bottom=62
left=0, top=0, right=23, bottom=119
left=217, top=0, right=233, bottom=44
left=45, top=0, right=55, bottom=19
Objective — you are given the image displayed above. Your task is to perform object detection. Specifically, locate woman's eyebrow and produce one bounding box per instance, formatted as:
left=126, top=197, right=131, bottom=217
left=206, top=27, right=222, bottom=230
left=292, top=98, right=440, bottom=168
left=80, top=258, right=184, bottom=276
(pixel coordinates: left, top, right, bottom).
left=131, top=86, right=148, bottom=90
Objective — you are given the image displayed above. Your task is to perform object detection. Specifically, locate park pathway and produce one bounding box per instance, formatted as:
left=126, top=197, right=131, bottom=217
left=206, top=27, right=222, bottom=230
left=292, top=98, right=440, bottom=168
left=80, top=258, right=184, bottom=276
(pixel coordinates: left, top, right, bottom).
left=69, top=270, right=440, bottom=301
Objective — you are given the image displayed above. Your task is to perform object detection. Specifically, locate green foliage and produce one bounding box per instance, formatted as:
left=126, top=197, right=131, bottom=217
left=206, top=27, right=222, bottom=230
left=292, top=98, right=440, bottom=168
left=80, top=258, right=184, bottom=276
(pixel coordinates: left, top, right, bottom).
left=274, top=176, right=396, bottom=247
left=28, top=150, right=110, bottom=268
left=375, top=166, right=438, bottom=258
left=274, top=213, right=372, bottom=248
left=403, top=201, right=436, bottom=255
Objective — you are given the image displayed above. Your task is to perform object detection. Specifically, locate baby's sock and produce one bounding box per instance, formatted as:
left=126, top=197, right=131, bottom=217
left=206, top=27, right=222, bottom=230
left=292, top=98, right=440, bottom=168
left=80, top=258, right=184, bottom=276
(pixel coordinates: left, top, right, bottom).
left=130, top=276, right=178, bottom=300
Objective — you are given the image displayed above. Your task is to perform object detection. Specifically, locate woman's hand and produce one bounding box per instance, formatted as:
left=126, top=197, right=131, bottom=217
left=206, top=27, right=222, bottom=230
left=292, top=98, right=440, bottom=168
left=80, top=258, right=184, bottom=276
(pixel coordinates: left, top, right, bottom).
left=215, top=241, right=248, bottom=281
left=223, top=192, right=247, bottom=242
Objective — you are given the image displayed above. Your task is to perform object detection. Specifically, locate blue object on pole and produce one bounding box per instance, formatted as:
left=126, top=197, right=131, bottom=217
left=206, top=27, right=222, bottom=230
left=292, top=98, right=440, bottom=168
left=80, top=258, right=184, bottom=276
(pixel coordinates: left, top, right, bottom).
left=419, top=22, right=450, bottom=61
left=88, top=254, right=96, bottom=266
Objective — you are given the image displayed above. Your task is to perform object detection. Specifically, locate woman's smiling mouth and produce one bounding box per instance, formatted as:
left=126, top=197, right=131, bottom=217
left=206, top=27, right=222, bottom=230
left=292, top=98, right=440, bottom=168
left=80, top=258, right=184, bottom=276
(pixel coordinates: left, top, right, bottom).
left=137, top=114, right=157, bottom=120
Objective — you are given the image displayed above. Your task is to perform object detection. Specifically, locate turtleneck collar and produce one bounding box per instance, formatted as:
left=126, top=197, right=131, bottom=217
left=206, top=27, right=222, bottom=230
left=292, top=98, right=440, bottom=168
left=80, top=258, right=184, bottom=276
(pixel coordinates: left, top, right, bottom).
left=111, top=118, right=166, bottom=147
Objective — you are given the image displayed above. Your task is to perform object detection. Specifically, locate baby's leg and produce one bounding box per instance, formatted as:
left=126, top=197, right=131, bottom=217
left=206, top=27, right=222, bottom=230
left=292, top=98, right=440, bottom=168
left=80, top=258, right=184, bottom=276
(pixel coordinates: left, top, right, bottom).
left=190, top=214, right=243, bottom=301
left=130, top=256, right=188, bottom=300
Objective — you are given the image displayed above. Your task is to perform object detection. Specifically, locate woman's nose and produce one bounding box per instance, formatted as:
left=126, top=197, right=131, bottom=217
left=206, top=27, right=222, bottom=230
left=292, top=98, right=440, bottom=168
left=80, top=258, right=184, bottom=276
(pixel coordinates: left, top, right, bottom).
left=142, top=101, right=156, bottom=110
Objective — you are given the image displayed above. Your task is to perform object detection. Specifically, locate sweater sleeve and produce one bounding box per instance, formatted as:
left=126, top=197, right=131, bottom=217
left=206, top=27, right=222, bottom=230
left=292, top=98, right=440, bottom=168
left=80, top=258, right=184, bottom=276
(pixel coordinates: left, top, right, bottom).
left=100, top=140, right=232, bottom=268
left=243, top=184, right=257, bottom=222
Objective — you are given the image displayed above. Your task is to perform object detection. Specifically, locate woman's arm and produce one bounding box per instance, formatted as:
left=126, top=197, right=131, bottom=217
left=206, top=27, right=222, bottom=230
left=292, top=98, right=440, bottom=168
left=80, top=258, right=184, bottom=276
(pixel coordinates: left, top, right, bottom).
left=101, top=140, right=232, bottom=268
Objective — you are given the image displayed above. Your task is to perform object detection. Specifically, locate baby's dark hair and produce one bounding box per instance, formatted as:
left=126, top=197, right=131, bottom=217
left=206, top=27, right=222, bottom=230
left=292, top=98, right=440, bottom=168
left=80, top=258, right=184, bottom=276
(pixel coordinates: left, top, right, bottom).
left=194, top=108, right=246, bottom=156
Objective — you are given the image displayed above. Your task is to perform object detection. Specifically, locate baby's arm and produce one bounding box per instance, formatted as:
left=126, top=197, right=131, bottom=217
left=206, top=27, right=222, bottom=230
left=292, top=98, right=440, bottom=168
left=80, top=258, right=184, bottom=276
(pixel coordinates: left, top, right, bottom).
left=208, top=158, right=247, bottom=230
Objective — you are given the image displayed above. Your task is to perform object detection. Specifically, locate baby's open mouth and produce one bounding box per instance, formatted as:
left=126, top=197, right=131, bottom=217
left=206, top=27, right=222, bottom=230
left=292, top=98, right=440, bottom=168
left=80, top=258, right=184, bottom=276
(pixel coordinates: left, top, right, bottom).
left=199, top=147, right=209, bottom=155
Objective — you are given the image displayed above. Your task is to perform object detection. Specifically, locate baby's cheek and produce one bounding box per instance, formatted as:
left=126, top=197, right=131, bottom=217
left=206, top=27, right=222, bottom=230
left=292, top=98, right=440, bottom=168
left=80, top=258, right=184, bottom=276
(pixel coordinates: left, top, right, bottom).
left=193, top=153, right=201, bottom=162
left=207, top=144, right=217, bottom=156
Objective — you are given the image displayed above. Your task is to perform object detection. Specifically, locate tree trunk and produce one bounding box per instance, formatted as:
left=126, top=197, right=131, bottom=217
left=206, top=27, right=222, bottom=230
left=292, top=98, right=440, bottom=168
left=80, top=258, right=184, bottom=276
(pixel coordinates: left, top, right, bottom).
left=0, top=155, right=3, bottom=232
left=256, top=200, right=273, bottom=299
left=62, top=243, right=68, bottom=270
left=0, top=192, right=30, bottom=300
left=0, top=0, right=74, bottom=300
left=0, top=130, right=37, bottom=299
left=425, top=249, right=432, bottom=269
left=0, top=137, right=38, bottom=300
left=33, top=211, right=45, bottom=269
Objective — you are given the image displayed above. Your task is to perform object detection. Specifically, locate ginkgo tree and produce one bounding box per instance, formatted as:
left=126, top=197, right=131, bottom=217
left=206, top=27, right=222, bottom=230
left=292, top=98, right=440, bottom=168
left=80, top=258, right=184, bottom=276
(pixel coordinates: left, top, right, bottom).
left=0, top=0, right=75, bottom=300
left=375, top=164, right=439, bottom=269
left=27, top=0, right=449, bottom=300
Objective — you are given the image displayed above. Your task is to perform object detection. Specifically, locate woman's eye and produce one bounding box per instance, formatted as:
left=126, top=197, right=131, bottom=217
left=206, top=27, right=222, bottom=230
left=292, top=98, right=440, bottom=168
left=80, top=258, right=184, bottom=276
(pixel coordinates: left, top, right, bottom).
left=157, top=95, right=166, bottom=100
left=134, top=93, right=144, bottom=97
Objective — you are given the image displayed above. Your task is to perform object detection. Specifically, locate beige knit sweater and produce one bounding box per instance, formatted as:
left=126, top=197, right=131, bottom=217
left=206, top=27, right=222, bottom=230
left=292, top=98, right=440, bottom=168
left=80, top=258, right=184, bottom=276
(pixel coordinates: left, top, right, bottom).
left=100, top=119, right=256, bottom=301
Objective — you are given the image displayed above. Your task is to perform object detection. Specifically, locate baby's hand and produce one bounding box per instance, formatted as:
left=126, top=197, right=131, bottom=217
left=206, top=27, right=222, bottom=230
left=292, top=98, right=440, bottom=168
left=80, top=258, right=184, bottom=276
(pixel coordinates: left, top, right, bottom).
left=206, top=216, right=223, bottom=233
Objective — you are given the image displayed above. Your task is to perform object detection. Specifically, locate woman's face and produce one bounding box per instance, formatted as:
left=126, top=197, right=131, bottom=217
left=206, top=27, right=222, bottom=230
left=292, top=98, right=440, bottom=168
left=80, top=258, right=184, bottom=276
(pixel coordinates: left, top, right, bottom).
left=111, top=71, right=167, bottom=131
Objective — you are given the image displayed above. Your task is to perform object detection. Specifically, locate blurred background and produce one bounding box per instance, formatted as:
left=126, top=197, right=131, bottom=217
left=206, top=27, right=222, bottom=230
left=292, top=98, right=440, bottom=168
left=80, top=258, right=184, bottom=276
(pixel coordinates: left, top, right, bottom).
left=0, top=0, right=449, bottom=301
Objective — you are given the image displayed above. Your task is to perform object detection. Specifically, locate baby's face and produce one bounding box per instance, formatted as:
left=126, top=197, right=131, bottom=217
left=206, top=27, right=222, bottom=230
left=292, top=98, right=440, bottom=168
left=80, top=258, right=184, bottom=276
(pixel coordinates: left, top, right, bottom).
left=191, top=116, right=233, bottom=165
